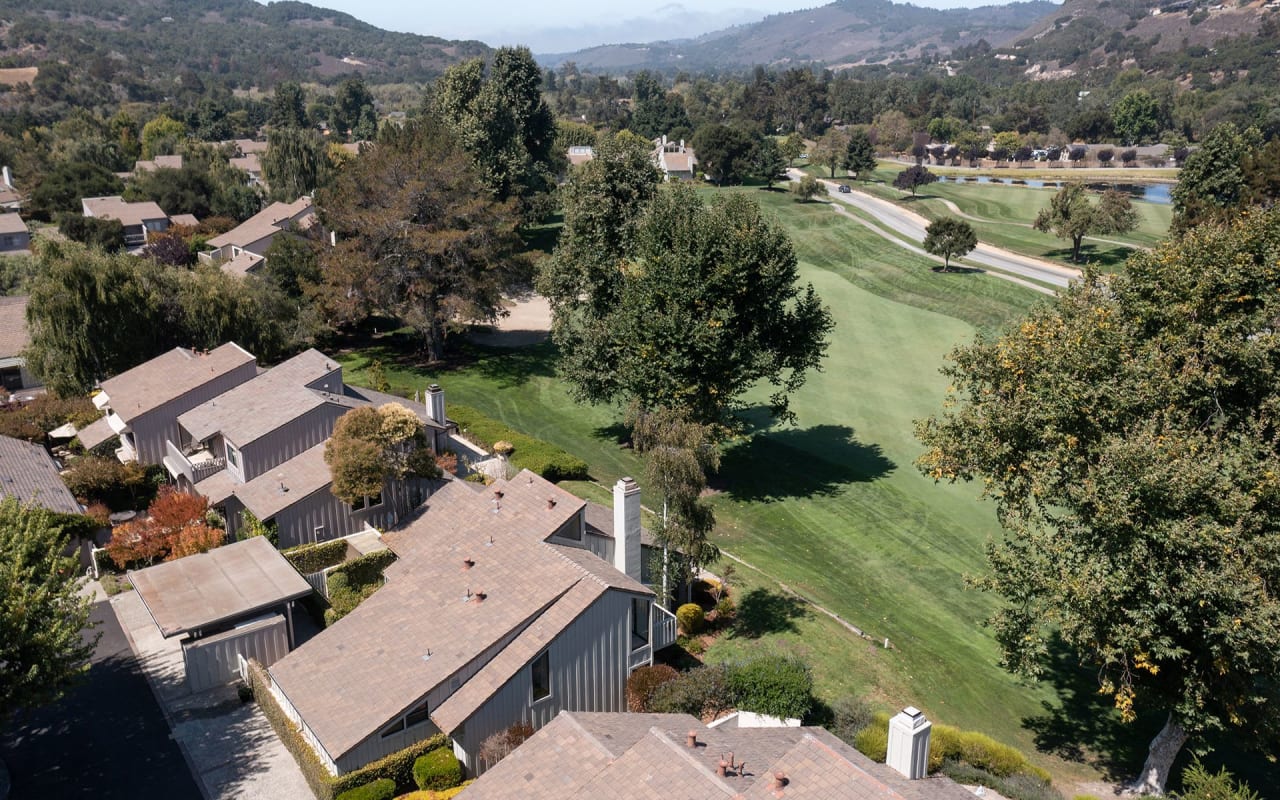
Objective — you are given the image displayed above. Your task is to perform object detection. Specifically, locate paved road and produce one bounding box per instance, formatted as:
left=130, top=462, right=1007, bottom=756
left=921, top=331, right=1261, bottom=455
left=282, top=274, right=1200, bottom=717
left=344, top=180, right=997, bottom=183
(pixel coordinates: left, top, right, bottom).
left=790, top=170, right=1081, bottom=290
left=0, top=601, right=203, bottom=800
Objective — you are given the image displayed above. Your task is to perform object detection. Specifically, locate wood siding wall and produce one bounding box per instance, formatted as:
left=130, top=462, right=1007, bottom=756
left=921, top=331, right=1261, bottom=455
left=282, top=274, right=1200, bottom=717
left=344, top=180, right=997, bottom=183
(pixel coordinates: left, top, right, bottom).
left=268, top=477, right=425, bottom=550
left=453, top=591, right=634, bottom=774
left=126, top=359, right=257, bottom=465
left=183, top=614, right=288, bottom=693
left=241, top=404, right=345, bottom=482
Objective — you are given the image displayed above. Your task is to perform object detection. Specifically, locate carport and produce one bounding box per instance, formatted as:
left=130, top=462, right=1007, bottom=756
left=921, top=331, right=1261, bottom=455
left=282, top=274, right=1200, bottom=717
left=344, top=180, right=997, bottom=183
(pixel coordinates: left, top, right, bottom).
left=129, top=537, right=313, bottom=691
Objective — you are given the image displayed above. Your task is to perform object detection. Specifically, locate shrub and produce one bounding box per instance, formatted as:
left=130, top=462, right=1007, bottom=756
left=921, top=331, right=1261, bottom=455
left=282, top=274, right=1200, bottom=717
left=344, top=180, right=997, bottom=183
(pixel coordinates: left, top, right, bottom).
left=676, top=634, right=706, bottom=655
left=247, top=658, right=339, bottom=800
left=930, top=724, right=1049, bottom=781
left=728, top=653, right=813, bottom=721
left=627, top=664, right=678, bottom=712
left=335, top=779, right=396, bottom=800
left=479, top=723, right=534, bottom=769
left=412, top=748, right=463, bottom=791
left=713, top=597, right=736, bottom=622
left=1178, top=760, right=1261, bottom=800
left=396, top=784, right=472, bottom=800
left=62, top=455, right=151, bottom=508
left=330, top=733, right=451, bottom=797
left=830, top=696, right=875, bottom=745
left=324, top=548, right=397, bottom=625
left=940, top=762, right=1061, bottom=800
left=852, top=713, right=890, bottom=761
left=284, top=538, right=349, bottom=574
left=650, top=663, right=735, bottom=720
left=448, top=404, right=588, bottom=481
left=0, top=394, right=98, bottom=442
left=676, top=603, right=704, bottom=635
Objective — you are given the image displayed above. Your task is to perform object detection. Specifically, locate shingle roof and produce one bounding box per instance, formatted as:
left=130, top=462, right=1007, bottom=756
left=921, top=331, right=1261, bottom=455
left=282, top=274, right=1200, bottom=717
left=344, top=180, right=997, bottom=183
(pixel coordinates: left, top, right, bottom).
left=583, top=501, right=658, bottom=549
left=229, top=154, right=261, bottom=174
left=129, top=536, right=312, bottom=637
left=82, top=196, right=168, bottom=227
left=134, top=155, right=183, bottom=172
left=169, top=213, right=200, bottom=228
left=463, top=712, right=978, bottom=800
left=0, top=434, right=81, bottom=515
left=99, top=343, right=257, bottom=423
left=206, top=198, right=313, bottom=251
left=220, top=250, right=264, bottom=277
left=177, top=349, right=339, bottom=445
left=75, top=416, right=116, bottom=451
left=219, top=443, right=333, bottom=520
left=233, top=139, right=269, bottom=155
left=0, top=295, right=29, bottom=358
left=271, top=471, right=648, bottom=762
left=0, top=214, right=26, bottom=235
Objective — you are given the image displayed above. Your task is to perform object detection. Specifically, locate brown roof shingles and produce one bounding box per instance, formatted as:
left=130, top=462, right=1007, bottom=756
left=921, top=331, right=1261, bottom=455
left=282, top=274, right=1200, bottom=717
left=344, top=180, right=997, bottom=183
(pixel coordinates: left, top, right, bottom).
left=206, top=197, right=313, bottom=251
left=100, top=343, right=256, bottom=423
left=0, top=434, right=81, bottom=515
left=0, top=295, right=29, bottom=357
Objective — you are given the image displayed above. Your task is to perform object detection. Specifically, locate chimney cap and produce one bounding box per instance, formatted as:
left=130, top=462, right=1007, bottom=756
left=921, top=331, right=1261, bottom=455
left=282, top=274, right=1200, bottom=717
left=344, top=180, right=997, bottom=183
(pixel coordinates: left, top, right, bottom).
left=428, top=383, right=442, bottom=392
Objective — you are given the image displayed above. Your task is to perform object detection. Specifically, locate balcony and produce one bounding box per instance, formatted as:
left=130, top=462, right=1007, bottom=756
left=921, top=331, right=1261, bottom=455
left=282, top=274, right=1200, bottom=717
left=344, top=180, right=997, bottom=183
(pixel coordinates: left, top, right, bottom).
left=653, top=604, right=678, bottom=651
left=164, top=439, right=226, bottom=484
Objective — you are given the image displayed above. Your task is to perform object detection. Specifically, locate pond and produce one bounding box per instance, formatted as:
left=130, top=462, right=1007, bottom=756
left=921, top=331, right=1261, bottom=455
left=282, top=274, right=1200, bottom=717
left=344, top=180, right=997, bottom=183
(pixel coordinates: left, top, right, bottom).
left=934, top=174, right=1172, bottom=205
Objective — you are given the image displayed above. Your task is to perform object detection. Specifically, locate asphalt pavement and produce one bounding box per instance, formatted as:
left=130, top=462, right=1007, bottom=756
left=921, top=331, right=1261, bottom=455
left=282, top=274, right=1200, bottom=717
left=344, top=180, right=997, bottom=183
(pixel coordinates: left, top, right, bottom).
left=0, top=600, right=203, bottom=800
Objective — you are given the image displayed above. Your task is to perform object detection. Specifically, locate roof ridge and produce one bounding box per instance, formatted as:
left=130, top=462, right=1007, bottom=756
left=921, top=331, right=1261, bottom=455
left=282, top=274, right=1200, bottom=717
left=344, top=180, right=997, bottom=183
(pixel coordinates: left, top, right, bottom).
left=544, top=540, right=612, bottom=590
left=649, top=727, right=737, bottom=795
left=792, top=730, right=903, bottom=794
left=558, top=711, right=622, bottom=762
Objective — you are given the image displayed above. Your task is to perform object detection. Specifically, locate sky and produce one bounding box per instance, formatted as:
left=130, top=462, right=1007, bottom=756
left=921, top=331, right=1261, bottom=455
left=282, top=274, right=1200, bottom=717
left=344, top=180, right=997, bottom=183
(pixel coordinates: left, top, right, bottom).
left=277, top=0, right=993, bottom=53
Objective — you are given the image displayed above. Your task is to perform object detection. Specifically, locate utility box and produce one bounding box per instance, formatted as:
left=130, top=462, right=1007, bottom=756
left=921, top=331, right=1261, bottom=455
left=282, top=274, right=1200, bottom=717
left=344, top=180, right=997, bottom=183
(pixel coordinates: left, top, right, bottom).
left=887, top=706, right=932, bottom=779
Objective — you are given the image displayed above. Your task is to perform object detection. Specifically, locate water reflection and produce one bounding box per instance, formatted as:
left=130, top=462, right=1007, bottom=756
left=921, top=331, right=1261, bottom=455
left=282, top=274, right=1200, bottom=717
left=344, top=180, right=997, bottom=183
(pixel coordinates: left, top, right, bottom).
left=934, top=174, right=1172, bottom=204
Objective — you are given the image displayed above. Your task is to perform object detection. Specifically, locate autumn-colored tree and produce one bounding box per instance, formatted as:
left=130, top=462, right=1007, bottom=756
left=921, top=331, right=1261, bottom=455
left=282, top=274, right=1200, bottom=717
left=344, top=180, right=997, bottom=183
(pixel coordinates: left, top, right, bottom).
left=324, top=404, right=441, bottom=506
left=106, top=487, right=217, bottom=568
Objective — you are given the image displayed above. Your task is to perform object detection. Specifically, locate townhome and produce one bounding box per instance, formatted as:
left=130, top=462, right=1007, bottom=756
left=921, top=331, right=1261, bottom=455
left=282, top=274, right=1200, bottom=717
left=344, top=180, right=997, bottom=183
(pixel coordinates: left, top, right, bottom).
left=81, top=195, right=172, bottom=248
left=261, top=472, right=679, bottom=776
left=198, top=197, right=316, bottom=277
left=168, top=349, right=451, bottom=547
left=653, top=135, right=698, bottom=180
left=87, top=343, right=259, bottom=464
left=0, top=213, right=30, bottom=254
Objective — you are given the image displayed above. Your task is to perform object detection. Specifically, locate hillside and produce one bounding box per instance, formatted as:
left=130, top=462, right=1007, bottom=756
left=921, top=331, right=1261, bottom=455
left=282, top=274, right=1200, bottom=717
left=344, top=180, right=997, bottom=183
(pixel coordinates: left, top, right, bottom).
left=1008, top=0, right=1280, bottom=77
left=0, top=0, right=489, bottom=89
left=539, top=0, right=1060, bottom=71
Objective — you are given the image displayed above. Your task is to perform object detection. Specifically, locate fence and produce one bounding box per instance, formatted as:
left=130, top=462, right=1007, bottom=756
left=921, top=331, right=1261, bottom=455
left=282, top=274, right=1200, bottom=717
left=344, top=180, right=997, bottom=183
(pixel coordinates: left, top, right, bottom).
left=182, top=614, right=288, bottom=693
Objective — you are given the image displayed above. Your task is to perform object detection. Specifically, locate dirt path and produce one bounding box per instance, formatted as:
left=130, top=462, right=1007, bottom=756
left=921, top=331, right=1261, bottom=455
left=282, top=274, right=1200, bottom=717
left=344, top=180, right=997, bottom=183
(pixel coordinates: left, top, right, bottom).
left=467, top=294, right=552, bottom=347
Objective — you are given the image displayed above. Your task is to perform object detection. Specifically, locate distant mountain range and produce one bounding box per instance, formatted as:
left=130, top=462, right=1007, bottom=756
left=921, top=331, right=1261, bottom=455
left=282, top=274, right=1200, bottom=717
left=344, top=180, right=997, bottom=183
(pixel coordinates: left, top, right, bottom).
left=538, top=0, right=1061, bottom=71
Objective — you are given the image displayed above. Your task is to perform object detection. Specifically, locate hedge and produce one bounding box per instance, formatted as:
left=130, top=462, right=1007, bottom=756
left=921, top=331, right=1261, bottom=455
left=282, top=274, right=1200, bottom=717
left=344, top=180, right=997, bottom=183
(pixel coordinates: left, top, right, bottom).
left=284, top=539, right=349, bottom=574
left=727, top=653, right=813, bottom=721
left=336, top=779, right=396, bottom=800
left=627, top=664, right=678, bottom=712
left=246, top=657, right=450, bottom=800
left=324, top=549, right=398, bottom=626
left=395, top=784, right=472, bottom=800
left=448, top=403, right=588, bottom=481
left=412, top=748, right=463, bottom=791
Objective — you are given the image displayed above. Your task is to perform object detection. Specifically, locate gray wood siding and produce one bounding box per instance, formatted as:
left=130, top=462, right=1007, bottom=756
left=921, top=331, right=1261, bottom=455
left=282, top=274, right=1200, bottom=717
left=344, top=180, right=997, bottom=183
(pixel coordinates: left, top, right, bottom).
left=182, top=614, right=288, bottom=693
left=122, top=360, right=257, bottom=465
left=270, top=477, right=425, bottom=550
left=454, top=590, right=633, bottom=773
left=241, top=404, right=345, bottom=481
left=335, top=718, right=443, bottom=775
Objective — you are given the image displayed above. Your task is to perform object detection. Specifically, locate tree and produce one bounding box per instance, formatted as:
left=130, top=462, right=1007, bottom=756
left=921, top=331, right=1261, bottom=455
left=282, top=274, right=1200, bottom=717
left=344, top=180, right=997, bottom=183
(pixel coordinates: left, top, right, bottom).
left=317, top=119, right=527, bottom=362
left=1172, top=123, right=1262, bottom=233
left=843, top=129, right=877, bottom=181
left=549, top=183, right=833, bottom=427
left=780, top=132, right=805, bottom=164
left=792, top=174, right=822, bottom=202
left=434, top=47, right=557, bottom=214
left=27, top=161, right=124, bottom=222
left=812, top=127, right=851, bottom=179
left=1243, top=138, right=1280, bottom=210
left=751, top=136, right=787, bottom=188
left=262, top=126, right=327, bottom=202
left=0, top=498, right=97, bottom=721
left=923, top=217, right=977, bottom=271
left=332, top=76, right=378, bottom=141
left=1033, top=183, right=1138, bottom=263
left=1096, top=147, right=1114, bottom=167
left=324, top=404, right=440, bottom=505
left=58, top=214, right=124, bottom=252
left=916, top=209, right=1280, bottom=795
left=1112, top=90, right=1162, bottom=146
left=893, top=165, right=937, bottom=197
left=691, top=124, right=755, bottom=186
left=629, top=72, right=691, bottom=140
left=106, top=487, right=218, bottom=568
left=140, top=228, right=192, bottom=266
left=140, top=113, right=186, bottom=159
left=269, top=81, right=308, bottom=129
left=872, top=110, right=912, bottom=153
left=627, top=403, right=721, bottom=599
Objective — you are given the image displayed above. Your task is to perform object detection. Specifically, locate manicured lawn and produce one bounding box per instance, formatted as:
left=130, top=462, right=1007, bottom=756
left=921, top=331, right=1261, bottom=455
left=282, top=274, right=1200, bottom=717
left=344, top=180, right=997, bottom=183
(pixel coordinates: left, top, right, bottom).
left=803, top=161, right=1173, bottom=271
left=333, top=192, right=1272, bottom=794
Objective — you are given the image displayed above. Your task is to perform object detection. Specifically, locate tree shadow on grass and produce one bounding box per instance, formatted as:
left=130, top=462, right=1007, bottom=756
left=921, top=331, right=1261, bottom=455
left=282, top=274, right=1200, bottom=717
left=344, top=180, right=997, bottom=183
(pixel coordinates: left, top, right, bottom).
left=465, top=340, right=558, bottom=389
left=1020, top=633, right=1156, bottom=781
left=713, top=424, right=895, bottom=502
left=1044, top=244, right=1134, bottom=270
left=729, top=587, right=808, bottom=639
left=931, top=265, right=983, bottom=275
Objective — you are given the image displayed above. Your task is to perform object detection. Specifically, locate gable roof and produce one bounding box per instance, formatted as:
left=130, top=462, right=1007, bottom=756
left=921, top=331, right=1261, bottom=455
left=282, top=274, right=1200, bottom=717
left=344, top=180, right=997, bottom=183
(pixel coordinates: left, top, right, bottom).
left=99, top=343, right=256, bottom=423
left=177, top=349, right=339, bottom=445
left=197, top=442, right=334, bottom=520
left=270, top=472, right=649, bottom=762
left=134, top=155, right=184, bottom=172
left=0, top=214, right=27, bottom=235
left=0, top=295, right=29, bottom=358
left=0, top=434, right=81, bottom=515
left=206, top=197, right=313, bottom=251
left=81, top=196, right=168, bottom=227
left=463, top=711, right=977, bottom=800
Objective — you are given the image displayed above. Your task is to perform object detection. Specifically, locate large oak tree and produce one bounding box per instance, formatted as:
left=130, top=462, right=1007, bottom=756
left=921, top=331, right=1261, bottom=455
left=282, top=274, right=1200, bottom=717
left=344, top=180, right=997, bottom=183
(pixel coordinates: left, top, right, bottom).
left=317, top=119, right=527, bottom=362
left=917, top=210, right=1280, bottom=794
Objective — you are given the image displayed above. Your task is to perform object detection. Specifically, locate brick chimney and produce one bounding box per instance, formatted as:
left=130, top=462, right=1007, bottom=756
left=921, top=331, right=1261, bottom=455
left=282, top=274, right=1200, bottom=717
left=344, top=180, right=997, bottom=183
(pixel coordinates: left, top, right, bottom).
left=613, top=477, right=642, bottom=582
left=886, top=706, right=932, bottom=780
left=426, top=383, right=446, bottom=426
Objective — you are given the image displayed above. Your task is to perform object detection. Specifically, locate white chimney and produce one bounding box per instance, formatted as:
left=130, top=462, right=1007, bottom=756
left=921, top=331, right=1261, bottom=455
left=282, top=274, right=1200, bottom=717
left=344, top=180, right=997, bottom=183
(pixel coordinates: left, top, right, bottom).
left=1, top=166, right=11, bottom=189
left=886, top=706, right=931, bottom=780
left=613, top=477, right=642, bottom=581
left=426, top=384, right=445, bottom=426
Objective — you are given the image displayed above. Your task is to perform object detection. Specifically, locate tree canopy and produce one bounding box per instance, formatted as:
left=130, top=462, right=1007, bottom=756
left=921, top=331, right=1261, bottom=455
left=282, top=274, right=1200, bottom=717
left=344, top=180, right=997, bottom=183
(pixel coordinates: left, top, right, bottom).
left=843, top=129, right=877, bottom=180
left=1172, top=123, right=1267, bottom=233
left=893, top=165, right=937, bottom=197
left=545, top=183, right=833, bottom=428
left=691, top=124, right=755, bottom=186
left=0, top=498, right=97, bottom=721
left=1033, top=183, right=1138, bottom=263
left=324, top=404, right=439, bottom=505
left=923, top=217, right=977, bottom=270
left=317, top=119, right=527, bottom=362
left=916, top=209, right=1280, bottom=794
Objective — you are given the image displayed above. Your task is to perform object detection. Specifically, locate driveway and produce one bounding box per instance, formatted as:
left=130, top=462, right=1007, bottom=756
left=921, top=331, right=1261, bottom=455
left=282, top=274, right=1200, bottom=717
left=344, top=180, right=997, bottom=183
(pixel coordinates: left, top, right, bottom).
left=0, top=600, right=202, bottom=800
left=789, top=169, right=1081, bottom=289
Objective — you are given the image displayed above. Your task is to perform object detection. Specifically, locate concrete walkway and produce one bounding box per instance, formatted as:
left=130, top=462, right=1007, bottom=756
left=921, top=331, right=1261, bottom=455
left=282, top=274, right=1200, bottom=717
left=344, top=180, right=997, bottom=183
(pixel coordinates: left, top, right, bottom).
left=111, top=590, right=313, bottom=800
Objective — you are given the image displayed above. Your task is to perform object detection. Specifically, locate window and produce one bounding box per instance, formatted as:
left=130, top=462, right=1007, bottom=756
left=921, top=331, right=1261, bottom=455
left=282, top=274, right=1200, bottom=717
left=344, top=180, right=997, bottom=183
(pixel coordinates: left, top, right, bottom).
left=351, top=492, right=384, bottom=513
left=313, top=525, right=325, bottom=543
left=531, top=650, right=550, bottom=702
left=380, top=718, right=405, bottom=738
left=225, top=442, right=241, bottom=469
left=632, top=598, right=650, bottom=645
left=405, top=701, right=430, bottom=728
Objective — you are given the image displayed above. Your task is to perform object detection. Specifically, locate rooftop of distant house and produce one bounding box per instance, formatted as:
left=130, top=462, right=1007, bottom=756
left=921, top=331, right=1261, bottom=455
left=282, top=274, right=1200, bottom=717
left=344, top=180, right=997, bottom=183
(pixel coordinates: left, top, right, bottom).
left=0, top=214, right=27, bottom=236
left=206, top=197, right=314, bottom=251
left=81, top=196, right=169, bottom=227
left=98, top=343, right=257, bottom=422
left=0, top=434, right=82, bottom=515
left=0, top=295, right=29, bottom=357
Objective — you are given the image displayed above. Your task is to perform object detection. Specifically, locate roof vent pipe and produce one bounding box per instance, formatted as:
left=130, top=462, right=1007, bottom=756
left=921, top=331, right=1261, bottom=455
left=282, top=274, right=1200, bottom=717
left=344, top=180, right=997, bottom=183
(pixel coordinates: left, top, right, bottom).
left=686, top=730, right=698, bottom=748
left=717, top=760, right=728, bottom=778
left=772, top=771, right=788, bottom=790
